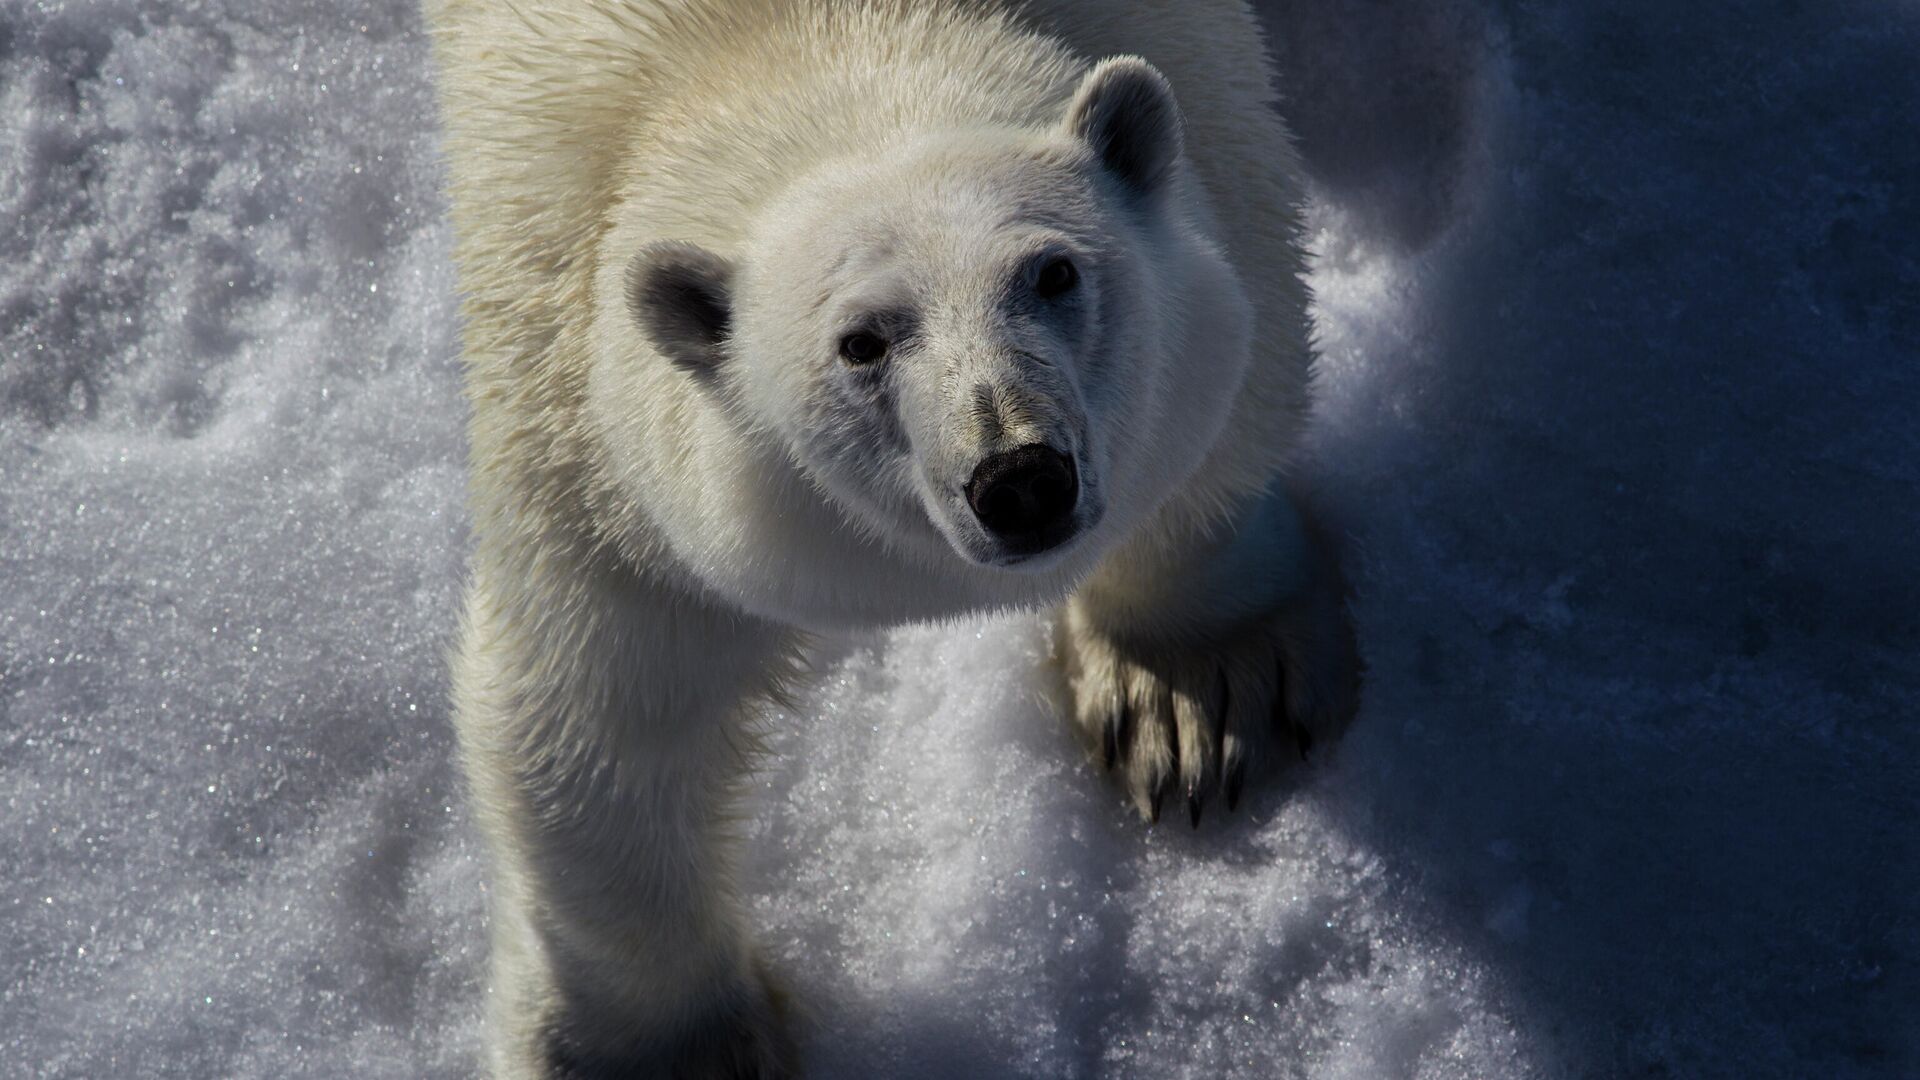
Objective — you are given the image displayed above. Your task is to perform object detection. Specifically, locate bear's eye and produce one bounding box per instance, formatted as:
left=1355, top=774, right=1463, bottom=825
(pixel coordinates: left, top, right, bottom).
left=1034, top=257, right=1078, bottom=299
left=839, top=331, right=888, bottom=364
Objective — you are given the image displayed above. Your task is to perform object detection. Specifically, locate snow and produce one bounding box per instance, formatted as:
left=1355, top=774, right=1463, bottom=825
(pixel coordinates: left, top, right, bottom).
left=3, top=1, right=1915, bottom=1077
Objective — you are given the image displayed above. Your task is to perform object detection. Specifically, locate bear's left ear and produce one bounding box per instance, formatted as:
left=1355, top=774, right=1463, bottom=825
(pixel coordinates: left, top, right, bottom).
left=1063, top=56, right=1184, bottom=196
left=625, top=240, right=735, bottom=378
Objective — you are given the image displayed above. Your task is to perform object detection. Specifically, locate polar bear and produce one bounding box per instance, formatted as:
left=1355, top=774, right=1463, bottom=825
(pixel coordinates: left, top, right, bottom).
left=428, top=0, right=1358, bottom=1075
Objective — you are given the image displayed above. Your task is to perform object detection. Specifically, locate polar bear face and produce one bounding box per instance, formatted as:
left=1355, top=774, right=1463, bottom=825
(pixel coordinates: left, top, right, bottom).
left=627, top=59, right=1252, bottom=577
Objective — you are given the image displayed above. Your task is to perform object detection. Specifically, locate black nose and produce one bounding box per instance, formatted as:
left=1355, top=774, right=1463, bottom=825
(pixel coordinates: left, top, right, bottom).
left=965, top=444, right=1079, bottom=549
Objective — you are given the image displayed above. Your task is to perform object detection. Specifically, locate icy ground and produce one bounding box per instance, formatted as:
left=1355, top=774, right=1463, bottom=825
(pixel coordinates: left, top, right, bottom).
left=3, top=1, right=1916, bottom=1076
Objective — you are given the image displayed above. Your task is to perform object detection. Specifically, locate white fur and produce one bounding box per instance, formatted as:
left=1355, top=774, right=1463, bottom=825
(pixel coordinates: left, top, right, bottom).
left=427, top=2, right=1346, bottom=1075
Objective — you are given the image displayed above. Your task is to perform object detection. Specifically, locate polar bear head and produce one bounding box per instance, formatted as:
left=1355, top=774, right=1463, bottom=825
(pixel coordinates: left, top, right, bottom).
left=625, top=58, right=1252, bottom=575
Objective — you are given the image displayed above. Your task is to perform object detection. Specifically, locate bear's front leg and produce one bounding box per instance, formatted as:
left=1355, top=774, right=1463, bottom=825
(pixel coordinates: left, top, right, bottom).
left=1060, top=485, right=1360, bottom=824
left=454, top=551, right=801, bottom=1080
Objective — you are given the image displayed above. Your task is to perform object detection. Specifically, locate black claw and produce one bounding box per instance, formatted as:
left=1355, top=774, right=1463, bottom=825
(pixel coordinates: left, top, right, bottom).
left=1148, top=774, right=1169, bottom=824
left=1225, top=759, right=1245, bottom=812
left=1187, top=786, right=1203, bottom=829
left=1103, top=701, right=1133, bottom=772
left=1276, top=656, right=1314, bottom=761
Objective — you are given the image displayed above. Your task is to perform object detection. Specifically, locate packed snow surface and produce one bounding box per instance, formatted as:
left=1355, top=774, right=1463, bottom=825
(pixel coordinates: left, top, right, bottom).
left=3, top=1, right=1916, bottom=1077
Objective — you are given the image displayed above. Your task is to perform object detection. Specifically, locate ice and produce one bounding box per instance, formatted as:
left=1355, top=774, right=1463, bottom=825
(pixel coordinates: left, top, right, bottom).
left=3, top=1, right=1915, bottom=1078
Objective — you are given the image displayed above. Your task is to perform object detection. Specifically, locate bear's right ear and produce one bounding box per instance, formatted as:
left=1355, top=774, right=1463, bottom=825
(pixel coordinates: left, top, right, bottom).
left=1063, top=56, right=1184, bottom=197
left=625, top=241, right=735, bottom=378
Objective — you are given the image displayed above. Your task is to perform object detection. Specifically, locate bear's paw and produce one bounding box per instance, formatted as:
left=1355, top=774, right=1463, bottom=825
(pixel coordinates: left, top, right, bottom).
left=1059, top=573, right=1359, bottom=826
